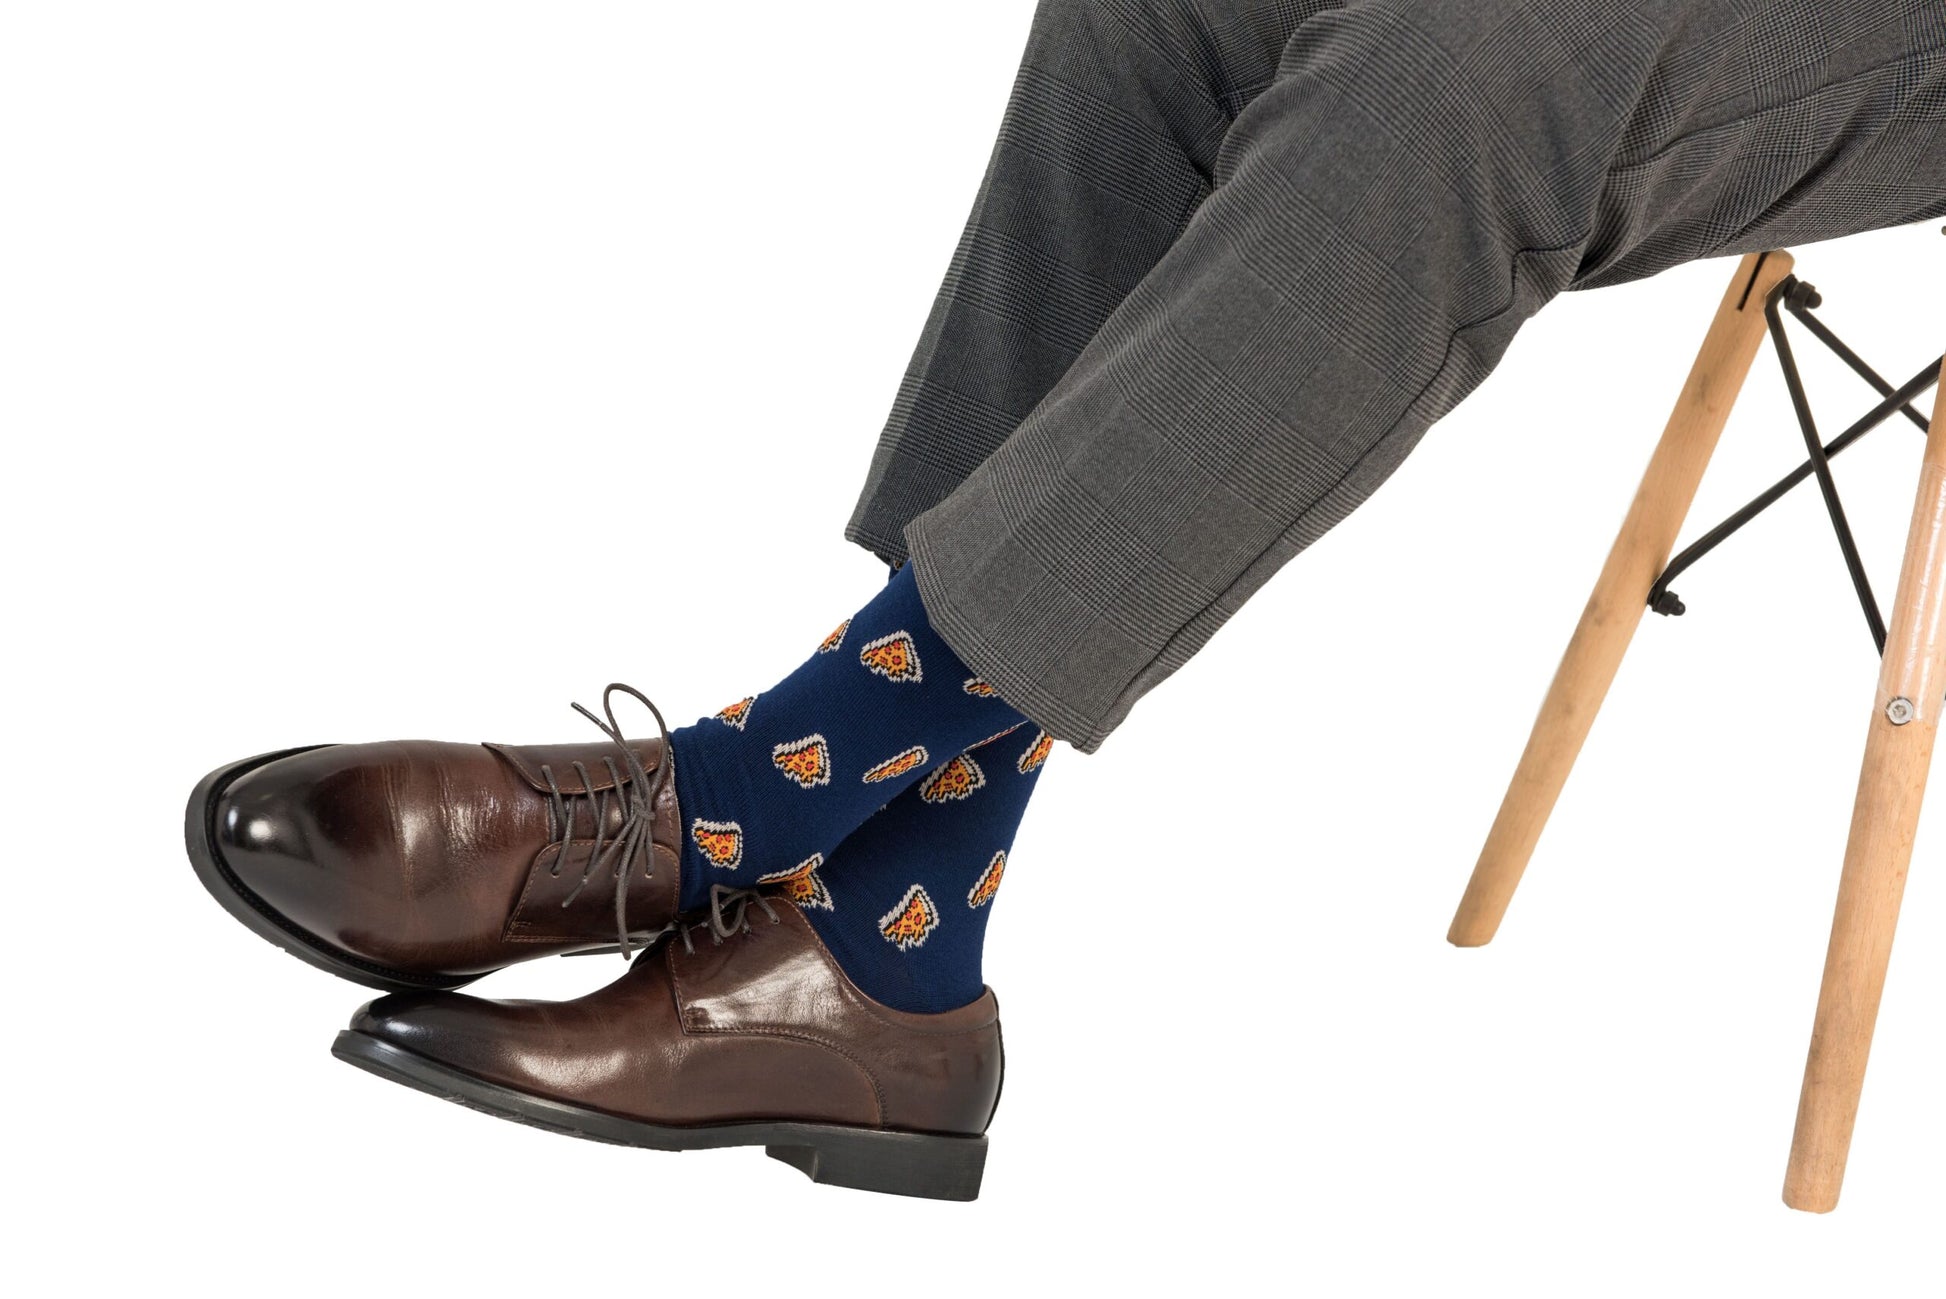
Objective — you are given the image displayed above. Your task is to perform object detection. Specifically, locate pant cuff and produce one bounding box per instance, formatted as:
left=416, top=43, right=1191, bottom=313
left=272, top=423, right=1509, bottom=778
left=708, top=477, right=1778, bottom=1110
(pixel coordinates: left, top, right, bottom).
left=843, top=520, right=910, bottom=569
left=905, top=522, right=1113, bottom=755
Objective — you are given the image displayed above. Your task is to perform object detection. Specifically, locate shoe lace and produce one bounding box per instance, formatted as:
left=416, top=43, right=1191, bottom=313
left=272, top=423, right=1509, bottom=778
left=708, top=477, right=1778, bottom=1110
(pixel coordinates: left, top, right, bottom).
left=675, top=885, right=781, bottom=955
left=536, top=682, right=673, bottom=960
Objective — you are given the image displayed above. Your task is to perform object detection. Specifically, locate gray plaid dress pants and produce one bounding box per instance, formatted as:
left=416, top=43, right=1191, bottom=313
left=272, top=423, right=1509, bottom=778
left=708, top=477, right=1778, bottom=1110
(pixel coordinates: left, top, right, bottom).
left=846, top=0, right=1946, bottom=751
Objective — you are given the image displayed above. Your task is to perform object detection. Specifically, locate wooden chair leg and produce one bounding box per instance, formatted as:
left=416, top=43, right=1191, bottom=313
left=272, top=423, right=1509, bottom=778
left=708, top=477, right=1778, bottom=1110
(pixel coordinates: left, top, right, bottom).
left=1783, top=377, right=1946, bottom=1213
left=1448, top=251, right=1798, bottom=946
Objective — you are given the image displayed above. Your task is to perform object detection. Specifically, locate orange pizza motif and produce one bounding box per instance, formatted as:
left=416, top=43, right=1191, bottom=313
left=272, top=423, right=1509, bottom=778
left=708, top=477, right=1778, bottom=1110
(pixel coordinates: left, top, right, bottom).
left=1017, top=730, right=1053, bottom=774
left=714, top=696, right=755, bottom=730
left=962, top=677, right=998, bottom=697
left=878, top=884, right=940, bottom=951
left=758, top=855, right=833, bottom=911
left=919, top=752, right=985, bottom=803
left=862, top=745, right=930, bottom=784
left=817, top=619, right=851, bottom=654
left=771, top=734, right=832, bottom=789
left=967, top=851, right=1005, bottom=909
left=691, top=820, right=743, bottom=870
left=859, top=630, right=923, bottom=683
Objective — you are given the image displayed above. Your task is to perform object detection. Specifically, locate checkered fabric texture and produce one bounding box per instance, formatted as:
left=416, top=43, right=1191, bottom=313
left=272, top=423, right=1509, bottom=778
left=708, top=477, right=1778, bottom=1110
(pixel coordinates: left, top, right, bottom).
left=846, top=0, right=1946, bottom=751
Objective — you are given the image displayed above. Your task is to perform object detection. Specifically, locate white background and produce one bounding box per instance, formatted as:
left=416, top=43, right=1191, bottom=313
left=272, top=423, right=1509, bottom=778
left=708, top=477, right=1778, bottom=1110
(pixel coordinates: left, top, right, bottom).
left=4, top=3, right=1941, bottom=1294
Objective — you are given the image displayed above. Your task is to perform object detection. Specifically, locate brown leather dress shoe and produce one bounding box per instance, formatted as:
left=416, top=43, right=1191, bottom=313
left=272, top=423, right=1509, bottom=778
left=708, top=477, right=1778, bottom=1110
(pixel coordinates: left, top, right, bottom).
left=185, top=685, right=683, bottom=992
left=332, top=891, right=1003, bottom=1200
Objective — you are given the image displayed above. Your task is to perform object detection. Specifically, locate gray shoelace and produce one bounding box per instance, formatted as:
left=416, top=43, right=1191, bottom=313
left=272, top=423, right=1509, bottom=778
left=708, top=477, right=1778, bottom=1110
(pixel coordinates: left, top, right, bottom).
left=674, top=885, right=781, bottom=955
left=535, top=682, right=673, bottom=959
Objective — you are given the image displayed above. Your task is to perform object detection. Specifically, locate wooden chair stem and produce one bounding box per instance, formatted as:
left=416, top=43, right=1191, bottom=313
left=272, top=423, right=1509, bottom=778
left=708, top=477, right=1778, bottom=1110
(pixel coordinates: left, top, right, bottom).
left=1448, top=251, right=1796, bottom=947
left=1783, top=377, right=1946, bottom=1213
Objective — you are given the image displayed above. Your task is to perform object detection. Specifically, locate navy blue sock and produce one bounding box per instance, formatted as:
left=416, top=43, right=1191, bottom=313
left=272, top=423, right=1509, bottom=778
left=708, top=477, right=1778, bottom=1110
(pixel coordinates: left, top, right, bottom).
left=670, top=563, right=1029, bottom=909
left=768, top=724, right=1050, bottom=1013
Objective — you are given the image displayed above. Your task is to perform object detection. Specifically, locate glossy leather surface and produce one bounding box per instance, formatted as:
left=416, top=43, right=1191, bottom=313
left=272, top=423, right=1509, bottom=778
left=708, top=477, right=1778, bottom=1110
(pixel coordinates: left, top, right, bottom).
left=214, top=737, right=680, bottom=977
left=352, top=906, right=1004, bottom=1135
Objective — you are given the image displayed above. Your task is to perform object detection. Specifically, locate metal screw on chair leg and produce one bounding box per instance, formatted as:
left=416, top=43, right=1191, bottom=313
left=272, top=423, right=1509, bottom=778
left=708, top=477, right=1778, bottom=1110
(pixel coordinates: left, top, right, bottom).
left=1885, top=697, right=1915, bottom=726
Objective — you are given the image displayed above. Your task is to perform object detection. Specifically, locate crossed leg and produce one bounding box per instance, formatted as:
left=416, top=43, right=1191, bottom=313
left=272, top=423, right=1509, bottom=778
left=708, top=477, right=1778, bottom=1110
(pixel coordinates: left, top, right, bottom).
left=199, top=0, right=1946, bottom=1202
left=859, top=0, right=1946, bottom=751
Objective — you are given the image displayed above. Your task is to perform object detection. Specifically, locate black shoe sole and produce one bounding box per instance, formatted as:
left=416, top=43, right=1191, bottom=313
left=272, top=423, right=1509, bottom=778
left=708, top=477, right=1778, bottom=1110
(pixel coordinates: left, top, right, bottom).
left=332, top=1030, right=989, bottom=1201
left=185, top=747, right=483, bottom=994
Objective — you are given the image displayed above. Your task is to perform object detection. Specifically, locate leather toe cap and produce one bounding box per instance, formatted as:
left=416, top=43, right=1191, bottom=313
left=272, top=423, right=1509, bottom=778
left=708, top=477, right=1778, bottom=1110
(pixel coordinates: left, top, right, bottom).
left=211, top=744, right=415, bottom=932
left=213, top=751, right=340, bottom=911
left=216, top=782, right=308, bottom=878
left=348, top=990, right=555, bottom=1091
left=349, top=992, right=458, bottom=1052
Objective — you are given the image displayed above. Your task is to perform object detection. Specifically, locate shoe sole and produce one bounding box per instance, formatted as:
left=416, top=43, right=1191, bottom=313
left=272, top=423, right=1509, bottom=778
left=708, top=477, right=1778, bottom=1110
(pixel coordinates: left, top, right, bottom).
left=185, top=747, right=483, bottom=994
left=331, top=1030, right=989, bottom=1201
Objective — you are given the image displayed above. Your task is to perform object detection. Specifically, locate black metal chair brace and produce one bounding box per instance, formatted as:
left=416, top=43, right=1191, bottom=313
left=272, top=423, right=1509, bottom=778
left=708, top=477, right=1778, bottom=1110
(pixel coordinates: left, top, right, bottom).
left=1646, top=251, right=1945, bottom=656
